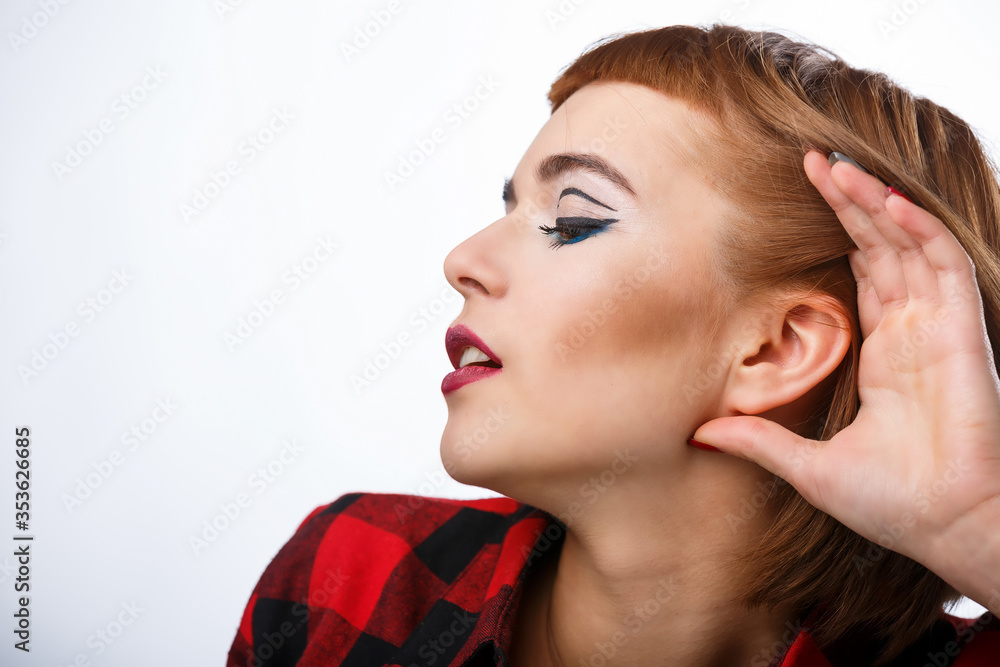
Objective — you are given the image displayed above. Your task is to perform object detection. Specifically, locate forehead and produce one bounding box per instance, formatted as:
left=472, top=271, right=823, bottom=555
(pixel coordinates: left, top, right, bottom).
left=512, top=82, right=714, bottom=199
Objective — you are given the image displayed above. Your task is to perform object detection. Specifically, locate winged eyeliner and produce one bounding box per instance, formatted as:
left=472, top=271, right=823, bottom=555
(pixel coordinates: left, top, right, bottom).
left=558, top=187, right=617, bottom=211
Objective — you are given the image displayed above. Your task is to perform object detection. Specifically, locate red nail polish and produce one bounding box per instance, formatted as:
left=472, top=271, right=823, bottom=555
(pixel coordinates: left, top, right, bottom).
left=687, top=438, right=721, bottom=453
left=885, top=186, right=913, bottom=203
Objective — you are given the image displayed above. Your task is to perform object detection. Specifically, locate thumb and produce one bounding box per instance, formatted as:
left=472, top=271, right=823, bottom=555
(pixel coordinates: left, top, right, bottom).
left=691, top=415, right=819, bottom=487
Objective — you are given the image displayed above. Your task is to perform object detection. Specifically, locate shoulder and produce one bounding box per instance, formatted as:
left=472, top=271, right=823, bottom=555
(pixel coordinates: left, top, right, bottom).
left=762, top=607, right=1000, bottom=666
left=240, top=492, right=546, bottom=616
left=292, top=491, right=535, bottom=549
left=228, top=492, right=552, bottom=665
left=264, top=492, right=538, bottom=585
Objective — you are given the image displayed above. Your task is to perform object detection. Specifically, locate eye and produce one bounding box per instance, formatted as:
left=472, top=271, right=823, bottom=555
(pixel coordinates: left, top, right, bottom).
left=538, top=216, right=619, bottom=249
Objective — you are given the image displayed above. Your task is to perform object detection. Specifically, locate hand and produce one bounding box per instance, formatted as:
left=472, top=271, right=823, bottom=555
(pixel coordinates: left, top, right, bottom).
left=691, top=149, right=1000, bottom=613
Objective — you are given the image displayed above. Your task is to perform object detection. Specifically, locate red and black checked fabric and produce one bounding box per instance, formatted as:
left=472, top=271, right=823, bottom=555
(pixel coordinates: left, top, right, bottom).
left=227, top=493, right=1000, bottom=667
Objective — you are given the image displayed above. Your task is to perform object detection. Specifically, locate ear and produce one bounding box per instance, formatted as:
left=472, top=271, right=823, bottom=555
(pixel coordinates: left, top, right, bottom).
left=722, top=294, right=853, bottom=417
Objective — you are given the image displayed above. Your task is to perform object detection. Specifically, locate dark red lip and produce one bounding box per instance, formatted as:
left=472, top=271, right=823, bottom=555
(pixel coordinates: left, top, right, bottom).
left=441, top=366, right=501, bottom=394
left=445, top=324, right=502, bottom=370
left=442, top=324, right=502, bottom=395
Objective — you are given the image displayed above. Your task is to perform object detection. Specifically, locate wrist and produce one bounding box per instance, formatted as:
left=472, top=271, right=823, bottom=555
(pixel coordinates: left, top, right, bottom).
left=925, top=494, right=1000, bottom=616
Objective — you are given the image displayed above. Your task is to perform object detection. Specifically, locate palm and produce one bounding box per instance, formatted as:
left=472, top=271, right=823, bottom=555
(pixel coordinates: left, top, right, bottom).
left=696, top=150, right=1000, bottom=574
left=815, top=279, right=1000, bottom=561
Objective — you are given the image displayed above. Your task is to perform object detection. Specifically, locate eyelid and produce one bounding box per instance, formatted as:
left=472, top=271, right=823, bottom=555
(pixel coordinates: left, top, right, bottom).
left=554, top=215, right=618, bottom=226
left=538, top=215, right=619, bottom=249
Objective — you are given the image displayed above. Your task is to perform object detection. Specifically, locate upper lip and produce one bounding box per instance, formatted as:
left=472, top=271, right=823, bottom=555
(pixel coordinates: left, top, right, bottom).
left=446, top=324, right=503, bottom=370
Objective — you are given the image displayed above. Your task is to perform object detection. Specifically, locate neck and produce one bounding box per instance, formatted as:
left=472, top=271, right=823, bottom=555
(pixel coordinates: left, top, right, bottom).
left=508, top=454, right=806, bottom=667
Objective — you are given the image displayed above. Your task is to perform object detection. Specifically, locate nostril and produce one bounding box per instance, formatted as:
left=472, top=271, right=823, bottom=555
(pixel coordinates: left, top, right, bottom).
left=458, top=276, right=489, bottom=294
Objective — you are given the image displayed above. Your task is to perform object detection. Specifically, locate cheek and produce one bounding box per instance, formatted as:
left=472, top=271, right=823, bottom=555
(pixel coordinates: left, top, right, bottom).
left=518, top=243, right=715, bottom=443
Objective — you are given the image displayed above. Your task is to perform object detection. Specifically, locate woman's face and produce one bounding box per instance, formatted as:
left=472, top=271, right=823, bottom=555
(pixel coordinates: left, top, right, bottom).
left=441, top=82, right=743, bottom=501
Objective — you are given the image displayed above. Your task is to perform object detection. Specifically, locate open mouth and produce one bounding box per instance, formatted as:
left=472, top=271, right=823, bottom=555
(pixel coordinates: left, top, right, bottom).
left=443, top=325, right=503, bottom=394
left=458, top=346, right=502, bottom=369
left=446, top=324, right=503, bottom=370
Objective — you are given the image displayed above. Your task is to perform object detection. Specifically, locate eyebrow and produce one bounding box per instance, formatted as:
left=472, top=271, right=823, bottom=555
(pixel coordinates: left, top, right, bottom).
left=502, top=152, right=636, bottom=207
left=538, top=153, right=636, bottom=195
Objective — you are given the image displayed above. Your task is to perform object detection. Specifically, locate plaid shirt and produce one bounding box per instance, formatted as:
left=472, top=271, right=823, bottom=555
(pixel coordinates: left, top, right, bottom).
left=227, top=492, right=1000, bottom=667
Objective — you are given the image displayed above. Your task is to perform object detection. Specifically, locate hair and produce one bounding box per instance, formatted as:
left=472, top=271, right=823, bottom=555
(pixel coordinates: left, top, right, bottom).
left=547, top=24, right=1000, bottom=664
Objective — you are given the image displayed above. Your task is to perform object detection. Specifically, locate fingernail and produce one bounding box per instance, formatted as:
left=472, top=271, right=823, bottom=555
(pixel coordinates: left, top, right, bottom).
left=828, top=151, right=870, bottom=174
left=687, top=438, right=721, bottom=453
left=884, top=186, right=913, bottom=203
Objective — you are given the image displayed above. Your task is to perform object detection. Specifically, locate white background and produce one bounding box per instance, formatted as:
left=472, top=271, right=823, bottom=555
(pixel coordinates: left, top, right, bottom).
left=1, top=0, right=997, bottom=664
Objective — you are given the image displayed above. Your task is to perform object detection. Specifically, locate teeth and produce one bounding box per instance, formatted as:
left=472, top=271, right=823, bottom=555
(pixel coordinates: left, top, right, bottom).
left=459, top=346, right=492, bottom=368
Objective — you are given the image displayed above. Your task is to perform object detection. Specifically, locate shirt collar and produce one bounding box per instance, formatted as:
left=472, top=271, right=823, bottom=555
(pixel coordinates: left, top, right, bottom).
left=450, top=505, right=558, bottom=666
left=451, top=505, right=842, bottom=667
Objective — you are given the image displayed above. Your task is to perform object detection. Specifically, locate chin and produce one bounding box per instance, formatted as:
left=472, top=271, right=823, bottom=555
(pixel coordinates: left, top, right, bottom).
left=440, top=395, right=514, bottom=474
left=438, top=431, right=542, bottom=506
left=439, top=427, right=510, bottom=491
left=438, top=440, right=582, bottom=520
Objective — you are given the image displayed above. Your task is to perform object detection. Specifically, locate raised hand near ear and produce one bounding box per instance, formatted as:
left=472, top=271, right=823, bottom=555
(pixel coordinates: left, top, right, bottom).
left=690, top=149, right=1000, bottom=615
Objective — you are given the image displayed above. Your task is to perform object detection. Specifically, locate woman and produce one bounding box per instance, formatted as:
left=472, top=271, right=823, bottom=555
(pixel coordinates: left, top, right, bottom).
left=227, top=24, right=1000, bottom=666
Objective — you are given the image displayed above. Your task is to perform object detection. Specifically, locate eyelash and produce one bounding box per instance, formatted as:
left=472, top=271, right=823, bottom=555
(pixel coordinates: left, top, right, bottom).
left=537, top=216, right=619, bottom=249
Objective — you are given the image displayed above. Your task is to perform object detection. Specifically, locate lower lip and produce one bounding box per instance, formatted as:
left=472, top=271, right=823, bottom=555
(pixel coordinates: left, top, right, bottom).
left=441, top=366, right=502, bottom=394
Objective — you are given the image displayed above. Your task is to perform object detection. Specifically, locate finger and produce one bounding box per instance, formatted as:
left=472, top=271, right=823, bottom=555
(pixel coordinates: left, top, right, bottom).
left=884, top=193, right=978, bottom=302
left=849, top=248, right=880, bottom=339
left=804, top=151, right=909, bottom=308
left=691, top=415, right=824, bottom=506
left=810, top=151, right=972, bottom=308
left=832, top=172, right=940, bottom=303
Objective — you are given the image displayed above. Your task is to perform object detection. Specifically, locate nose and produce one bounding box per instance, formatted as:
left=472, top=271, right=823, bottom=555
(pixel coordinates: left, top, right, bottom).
left=443, top=216, right=510, bottom=301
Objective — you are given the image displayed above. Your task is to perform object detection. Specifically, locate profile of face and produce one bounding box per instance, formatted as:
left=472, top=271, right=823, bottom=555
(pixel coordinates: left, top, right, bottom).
left=440, top=82, right=767, bottom=508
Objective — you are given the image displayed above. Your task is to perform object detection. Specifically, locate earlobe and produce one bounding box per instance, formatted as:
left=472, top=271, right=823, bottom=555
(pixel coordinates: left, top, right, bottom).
left=723, top=297, right=853, bottom=417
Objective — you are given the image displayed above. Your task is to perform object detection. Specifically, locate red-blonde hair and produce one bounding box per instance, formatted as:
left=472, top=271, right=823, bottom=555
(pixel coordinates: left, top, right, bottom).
left=548, top=24, right=1000, bottom=663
